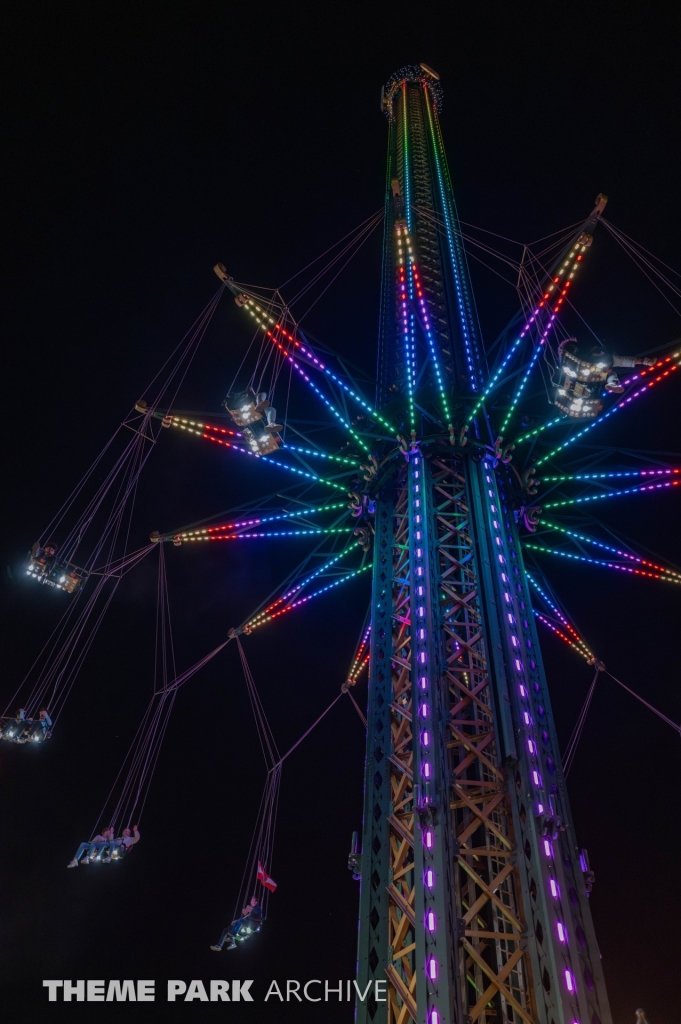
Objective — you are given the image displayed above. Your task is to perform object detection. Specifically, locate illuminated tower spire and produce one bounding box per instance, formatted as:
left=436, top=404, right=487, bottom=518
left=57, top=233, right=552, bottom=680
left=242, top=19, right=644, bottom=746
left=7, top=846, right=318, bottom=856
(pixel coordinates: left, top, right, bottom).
left=356, top=65, right=612, bottom=1024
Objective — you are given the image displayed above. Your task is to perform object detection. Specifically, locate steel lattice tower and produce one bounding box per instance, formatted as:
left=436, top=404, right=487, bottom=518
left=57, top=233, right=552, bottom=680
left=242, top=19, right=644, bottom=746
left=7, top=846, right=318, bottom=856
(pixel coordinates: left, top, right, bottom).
left=355, top=65, right=612, bottom=1024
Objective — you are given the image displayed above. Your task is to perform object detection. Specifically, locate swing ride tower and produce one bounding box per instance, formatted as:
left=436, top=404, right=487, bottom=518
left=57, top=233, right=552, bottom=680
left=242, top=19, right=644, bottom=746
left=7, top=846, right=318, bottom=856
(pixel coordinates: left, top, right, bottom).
left=355, top=65, right=612, bottom=1024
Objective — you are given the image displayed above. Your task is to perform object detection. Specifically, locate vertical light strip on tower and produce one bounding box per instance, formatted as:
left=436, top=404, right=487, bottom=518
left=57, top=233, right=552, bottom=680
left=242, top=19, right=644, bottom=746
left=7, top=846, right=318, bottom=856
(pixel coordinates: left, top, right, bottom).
left=357, top=65, right=612, bottom=1024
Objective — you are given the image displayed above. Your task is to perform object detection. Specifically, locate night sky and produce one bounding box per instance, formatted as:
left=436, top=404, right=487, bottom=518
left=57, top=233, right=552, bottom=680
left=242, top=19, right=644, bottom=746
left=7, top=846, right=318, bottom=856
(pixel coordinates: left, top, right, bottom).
left=2, top=4, right=680, bottom=1023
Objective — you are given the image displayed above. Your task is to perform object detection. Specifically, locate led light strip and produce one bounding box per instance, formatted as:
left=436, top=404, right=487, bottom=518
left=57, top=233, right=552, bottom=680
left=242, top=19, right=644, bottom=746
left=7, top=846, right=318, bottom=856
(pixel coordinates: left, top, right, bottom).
left=247, top=543, right=360, bottom=629
left=619, top=350, right=680, bottom=387
left=165, top=418, right=348, bottom=492
left=514, top=415, right=567, bottom=446
left=537, top=519, right=681, bottom=580
left=469, top=244, right=587, bottom=427
left=501, top=244, right=590, bottom=434
left=348, top=622, right=372, bottom=683
left=412, top=245, right=451, bottom=429
left=168, top=417, right=238, bottom=436
left=247, top=562, right=372, bottom=632
left=543, top=478, right=681, bottom=508
left=242, top=299, right=394, bottom=436
left=200, top=528, right=354, bottom=540
left=526, top=572, right=592, bottom=658
left=271, top=319, right=396, bottom=433
left=482, top=465, right=585, bottom=990
left=396, top=222, right=416, bottom=431
left=535, top=358, right=681, bottom=466
left=424, top=88, right=477, bottom=393
left=540, top=468, right=681, bottom=483
left=524, top=542, right=681, bottom=584
left=500, top=339, right=546, bottom=435
left=534, top=611, right=592, bottom=661
left=401, top=81, right=412, bottom=232
left=254, top=325, right=371, bottom=454
left=171, top=502, right=349, bottom=542
left=282, top=443, right=359, bottom=467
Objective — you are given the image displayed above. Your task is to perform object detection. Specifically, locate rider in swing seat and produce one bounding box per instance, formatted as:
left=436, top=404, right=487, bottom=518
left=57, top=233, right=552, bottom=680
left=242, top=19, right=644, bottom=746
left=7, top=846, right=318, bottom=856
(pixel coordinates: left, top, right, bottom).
left=67, top=825, right=140, bottom=867
left=67, top=828, right=111, bottom=868
left=2, top=709, right=29, bottom=742
left=27, top=709, right=52, bottom=742
left=210, top=897, right=263, bottom=951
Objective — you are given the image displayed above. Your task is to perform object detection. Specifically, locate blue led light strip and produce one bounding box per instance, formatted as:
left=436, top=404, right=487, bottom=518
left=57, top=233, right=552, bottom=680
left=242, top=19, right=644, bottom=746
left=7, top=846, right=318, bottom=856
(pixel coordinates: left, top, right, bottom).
left=542, top=478, right=681, bottom=509
left=282, top=443, right=359, bottom=467
left=248, top=561, right=372, bottom=631
left=214, top=528, right=354, bottom=539
left=526, top=572, right=592, bottom=657
left=540, top=469, right=680, bottom=483
left=245, top=303, right=394, bottom=438
left=423, top=88, right=477, bottom=392
left=176, top=501, right=349, bottom=540
left=533, top=610, right=592, bottom=661
left=199, top=430, right=348, bottom=492
left=524, top=542, right=681, bottom=584
left=537, top=519, right=681, bottom=580
left=244, top=304, right=371, bottom=452
left=514, top=415, right=567, bottom=446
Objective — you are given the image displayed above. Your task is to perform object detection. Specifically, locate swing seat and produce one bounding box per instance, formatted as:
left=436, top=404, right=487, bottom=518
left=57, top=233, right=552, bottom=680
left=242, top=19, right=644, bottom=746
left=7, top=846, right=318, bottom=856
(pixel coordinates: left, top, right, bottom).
left=236, top=920, right=261, bottom=941
left=552, top=346, right=607, bottom=419
left=27, top=557, right=89, bottom=593
left=223, top=388, right=266, bottom=427
left=241, top=426, right=282, bottom=456
left=0, top=717, right=51, bottom=744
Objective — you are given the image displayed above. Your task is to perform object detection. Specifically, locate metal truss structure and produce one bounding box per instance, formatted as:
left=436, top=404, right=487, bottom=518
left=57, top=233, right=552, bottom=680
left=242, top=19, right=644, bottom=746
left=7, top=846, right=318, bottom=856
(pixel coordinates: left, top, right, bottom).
left=356, top=66, right=612, bottom=1024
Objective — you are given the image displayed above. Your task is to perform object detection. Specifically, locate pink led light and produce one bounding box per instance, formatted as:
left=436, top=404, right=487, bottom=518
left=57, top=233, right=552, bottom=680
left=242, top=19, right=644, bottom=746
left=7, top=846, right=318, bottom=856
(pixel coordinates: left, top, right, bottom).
left=427, top=910, right=436, bottom=931
left=543, top=838, right=552, bottom=857
left=422, top=730, right=430, bottom=746
left=537, top=802, right=544, bottom=814
left=428, top=958, right=438, bottom=980
left=557, top=922, right=567, bottom=943
left=550, top=878, right=559, bottom=898
left=426, top=869, right=434, bottom=888
left=564, top=969, right=575, bottom=993
left=422, top=762, right=432, bottom=778
left=420, top=677, right=428, bottom=690
left=519, top=685, right=527, bottom=697
left=532, top=770, right=541, bottom=786
left=419, top=652, right=427, bottom=663
left=425, top=830, right=433, bottom=849
left=429, top=1011, right=440, bottom=1024
left=528, top=739, right=535, bottom=754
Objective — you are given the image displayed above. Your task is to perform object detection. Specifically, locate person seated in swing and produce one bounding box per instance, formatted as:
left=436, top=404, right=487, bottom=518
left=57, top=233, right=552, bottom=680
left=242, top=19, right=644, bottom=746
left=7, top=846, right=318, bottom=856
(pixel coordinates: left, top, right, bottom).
left=27, top=709, right=52, bottom=742
left=111, top=825, right=141, bottom=860
left=30, top=541, right=58, bottom=572
left=554, top=339, right=655, bottom=417
left=67, top=826, right=116, bottom=868
left=1, top=709, right=30, bottom=743
left=210, top=897, right=263, bottom=951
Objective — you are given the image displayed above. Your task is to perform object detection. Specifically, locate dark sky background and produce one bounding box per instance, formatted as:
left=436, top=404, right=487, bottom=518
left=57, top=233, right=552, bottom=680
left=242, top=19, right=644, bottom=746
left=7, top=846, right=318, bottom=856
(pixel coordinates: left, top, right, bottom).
left=2, top=3, right=680, bottom=1023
